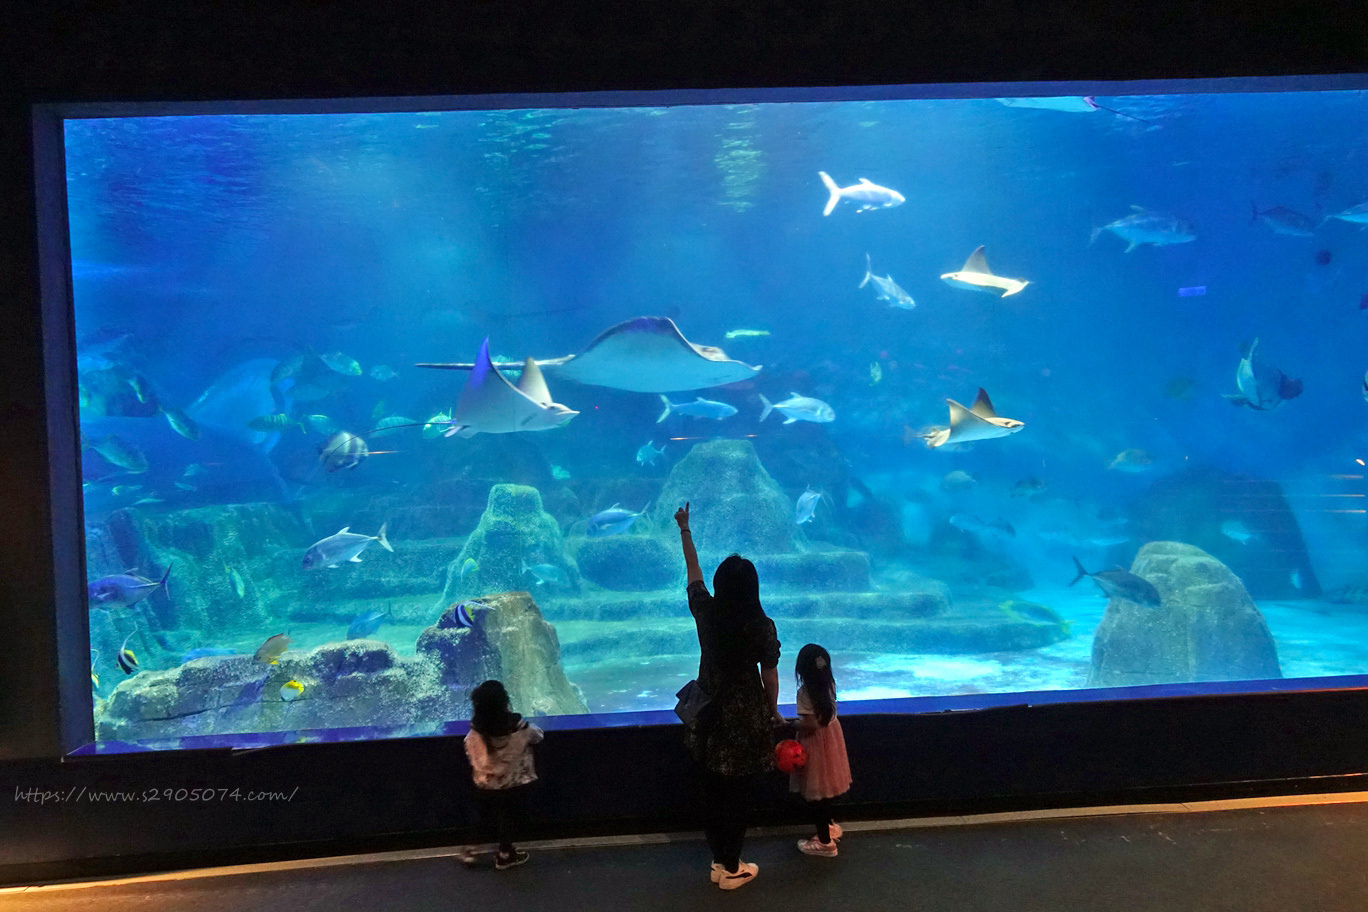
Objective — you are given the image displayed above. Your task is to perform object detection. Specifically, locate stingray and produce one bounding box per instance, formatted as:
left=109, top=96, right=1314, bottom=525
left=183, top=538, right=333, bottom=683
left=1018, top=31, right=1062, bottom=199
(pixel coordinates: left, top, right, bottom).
left=448, top=338, right=579, bottom=437
left=416, top=317, right=762, bottom=393
left=940, top=246, right=1030, bottom=297
left=921, top=388, right=1025, bottom=449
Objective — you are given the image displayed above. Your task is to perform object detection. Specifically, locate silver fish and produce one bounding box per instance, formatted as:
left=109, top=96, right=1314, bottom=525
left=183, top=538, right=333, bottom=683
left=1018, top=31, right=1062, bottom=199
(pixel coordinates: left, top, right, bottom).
left=759, top=393, right=834, bottom=424
left=819, top=171, right=904, bottom=215
left=859, top=253, right=915, bottom=309
left=1091, top=207, right=1195, bottom=252
left=302, top=524, right=393, bottom=569
left=657, top=396, right=737, bottom=422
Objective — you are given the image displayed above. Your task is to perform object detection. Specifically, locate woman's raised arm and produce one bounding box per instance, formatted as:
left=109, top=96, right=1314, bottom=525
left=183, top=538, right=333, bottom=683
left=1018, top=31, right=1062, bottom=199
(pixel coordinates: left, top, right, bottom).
left=675, top=502, right=704, bottom=585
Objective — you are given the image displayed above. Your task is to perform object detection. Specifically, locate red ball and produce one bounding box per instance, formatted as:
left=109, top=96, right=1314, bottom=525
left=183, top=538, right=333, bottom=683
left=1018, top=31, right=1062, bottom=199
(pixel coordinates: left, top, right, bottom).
left=775, top=739, right=807, bottom=773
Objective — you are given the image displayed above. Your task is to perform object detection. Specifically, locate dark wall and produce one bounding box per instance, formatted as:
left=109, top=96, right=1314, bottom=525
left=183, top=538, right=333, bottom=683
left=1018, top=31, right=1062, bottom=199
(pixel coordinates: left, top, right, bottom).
left=1, top=0, right=1366, bottom=880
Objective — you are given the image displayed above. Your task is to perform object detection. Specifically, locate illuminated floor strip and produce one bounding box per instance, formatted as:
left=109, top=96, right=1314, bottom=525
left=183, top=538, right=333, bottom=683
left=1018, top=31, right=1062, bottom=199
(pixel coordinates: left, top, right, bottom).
left=5, top=789, right=1366, bottom=894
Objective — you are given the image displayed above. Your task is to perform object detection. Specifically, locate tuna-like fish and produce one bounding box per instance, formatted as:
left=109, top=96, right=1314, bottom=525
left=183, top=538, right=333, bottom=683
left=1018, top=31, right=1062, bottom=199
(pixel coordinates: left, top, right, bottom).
left=657, top=396, right=737, bottom=422
left=859, top=254, right=915, bottom=310
left=587, top=503, right=650, bottom=536
left=1223, top=338, right=1303, bottom=411
left=759, top=393, right=835, bottom=424
left=369, top=365, right=399, bottom=381
left=1252, top=203, right=1317, bottom=237
left=303, top=524, right=393, bottom=569
left=88, top=564, right=172, bottom=607
left=920, top=389, right=1024, bottom=449
left=636, top=440, right=665, bottom=465
left=950, top=514, right=1016, bottom=539
left=1091, top=207, right=1196, bottom=252
left=1070, top=557, right=1162, bottom=608
left=818, top=171, right=905, bottom=216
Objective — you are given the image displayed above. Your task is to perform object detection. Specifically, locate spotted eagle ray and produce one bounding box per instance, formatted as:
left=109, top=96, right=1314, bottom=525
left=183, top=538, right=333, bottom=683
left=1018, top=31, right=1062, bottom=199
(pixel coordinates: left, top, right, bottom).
left=416, top=317, right=762, bottom=393
left=940, top=246, right=1030, bottom=297
left=920, top=388, right=1025, bottom=449
left=448, top=339, right=579, bottom=437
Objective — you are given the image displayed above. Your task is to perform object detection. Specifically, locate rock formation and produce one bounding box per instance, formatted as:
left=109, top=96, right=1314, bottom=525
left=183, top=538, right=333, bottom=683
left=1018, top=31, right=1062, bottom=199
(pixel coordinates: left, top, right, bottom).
left=97, top=589, right=586, bottom=741
left=437, top=484, right=578, bottom=608
left=1088, top=541, right=1281, bottom=687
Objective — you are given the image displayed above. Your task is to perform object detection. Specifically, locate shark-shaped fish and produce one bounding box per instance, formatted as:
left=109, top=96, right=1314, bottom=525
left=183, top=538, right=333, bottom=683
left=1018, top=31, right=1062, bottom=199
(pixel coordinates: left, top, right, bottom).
left=859, top=254, right=915, bottom=309
left=1223, top=338, right=1303, bottom=411
left=920, top=388, right=1024, bottom=449
left=447, top=339, right=579, bottom=437
left=416, top=317, right=761, bottom=394
left=940, top=247, right=1029, bottom=297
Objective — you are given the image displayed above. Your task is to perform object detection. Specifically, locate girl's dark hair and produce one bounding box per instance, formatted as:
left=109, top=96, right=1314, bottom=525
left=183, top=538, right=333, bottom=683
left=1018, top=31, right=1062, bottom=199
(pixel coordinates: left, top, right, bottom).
left=470, top=679, right=522, bottom=743
left=711, top=554, right=766, bottom=666
left=795, top=643, right=836, bottom=726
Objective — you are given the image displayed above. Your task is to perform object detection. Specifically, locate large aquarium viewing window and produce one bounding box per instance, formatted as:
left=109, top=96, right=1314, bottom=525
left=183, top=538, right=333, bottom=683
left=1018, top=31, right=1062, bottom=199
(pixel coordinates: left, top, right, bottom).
left=42, top=77, right=1368, bottom=752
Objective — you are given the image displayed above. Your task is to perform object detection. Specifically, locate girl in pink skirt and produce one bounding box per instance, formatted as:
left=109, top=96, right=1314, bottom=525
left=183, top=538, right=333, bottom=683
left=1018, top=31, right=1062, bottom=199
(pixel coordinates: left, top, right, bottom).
left=790, top=643, right=852, bottom=857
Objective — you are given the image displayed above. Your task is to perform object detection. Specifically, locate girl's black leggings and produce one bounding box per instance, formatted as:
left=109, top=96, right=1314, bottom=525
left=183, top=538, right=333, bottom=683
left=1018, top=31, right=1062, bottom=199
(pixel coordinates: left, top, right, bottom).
left=806, top=797, right=834, bottom=843
left=475, top=784, right=529, bottom=855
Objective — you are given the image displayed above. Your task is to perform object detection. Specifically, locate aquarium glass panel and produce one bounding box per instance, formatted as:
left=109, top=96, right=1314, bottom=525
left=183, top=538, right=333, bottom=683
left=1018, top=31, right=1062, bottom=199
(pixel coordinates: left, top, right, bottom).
left=60, top=82, right=1368, bottom=750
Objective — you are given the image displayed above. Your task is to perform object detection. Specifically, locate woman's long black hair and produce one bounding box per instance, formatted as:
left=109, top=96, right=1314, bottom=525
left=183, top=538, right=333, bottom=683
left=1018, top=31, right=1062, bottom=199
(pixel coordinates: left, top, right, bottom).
left=795, top=643, right=836, bottom=726
left=710, top=554, right=766, bottom=665
left=470, top=679, right=522, bottom=744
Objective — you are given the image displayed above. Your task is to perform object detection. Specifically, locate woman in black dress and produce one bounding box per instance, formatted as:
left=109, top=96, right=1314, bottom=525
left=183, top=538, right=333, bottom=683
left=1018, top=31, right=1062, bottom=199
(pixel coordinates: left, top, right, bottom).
left=674, top=502, right=782, bottom=891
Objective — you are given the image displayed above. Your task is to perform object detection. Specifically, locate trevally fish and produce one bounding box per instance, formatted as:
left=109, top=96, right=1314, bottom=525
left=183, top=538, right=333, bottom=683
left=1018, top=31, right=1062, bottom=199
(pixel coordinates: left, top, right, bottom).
left=305, top=414, right=338, bottom=435
left=759, top=393, right=835, bottom=424
left=636, top=440, right=665, bottom=466
left=1070, top=557, right=1162, bottom=608
left=587, top=503, right=650, bottom=536
left=160, top=406, right=200, bottom=440
left=303, top=524, right=393, bottom=569
left=320, top=351, right=362, bottom=376
left=919, top=389, right=1024, bottom=449
left=1252, top=202, right=1316, bottom=237
left=372, top=415, right=419, bottom=436
left=521, top=560, right=569, bottom=587
left=1108, top=448, right=1155, bottom=472
left=1091, top=207, right=1196, bottom=252
left=1222, top=338, right=1303, bottom=411
left=86, top=434, right=149, bottom=473
left=346, top=606, right=392, bottom=640
left=859, top=254, right=915, bottom=310
left=939, top=246, right=1029, bottom=297
left=818, top=171, right=905, bottom=216
left=795, top=487, right=824, bottom=525
left=1220, top=519, right=1256, bottom=544
left=657, top=396, right=737, bottom=422
left=88, top=564, right=172, bottom=607
left=369, top=364, right=399, bottom=381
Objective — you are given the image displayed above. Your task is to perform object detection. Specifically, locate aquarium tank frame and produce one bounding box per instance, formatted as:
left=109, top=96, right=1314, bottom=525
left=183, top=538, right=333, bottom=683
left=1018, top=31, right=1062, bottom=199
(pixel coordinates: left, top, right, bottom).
left=34, top=73, right=1368, bottom=756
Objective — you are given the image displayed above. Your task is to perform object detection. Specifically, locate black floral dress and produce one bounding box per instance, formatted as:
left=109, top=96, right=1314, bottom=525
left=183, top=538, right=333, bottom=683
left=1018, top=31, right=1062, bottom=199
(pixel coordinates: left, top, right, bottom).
left=684, top=579, right=782, bottom=777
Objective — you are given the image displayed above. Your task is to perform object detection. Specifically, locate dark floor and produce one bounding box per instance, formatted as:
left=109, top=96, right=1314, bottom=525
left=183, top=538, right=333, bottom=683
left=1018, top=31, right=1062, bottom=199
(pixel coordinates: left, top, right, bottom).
left=5, top=802, right=1368, bottom=911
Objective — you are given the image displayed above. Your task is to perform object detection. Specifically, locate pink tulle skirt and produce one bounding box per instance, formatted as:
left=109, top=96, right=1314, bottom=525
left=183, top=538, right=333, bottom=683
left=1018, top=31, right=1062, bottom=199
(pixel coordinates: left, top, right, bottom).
left=790, top=717, right=852, bottom=801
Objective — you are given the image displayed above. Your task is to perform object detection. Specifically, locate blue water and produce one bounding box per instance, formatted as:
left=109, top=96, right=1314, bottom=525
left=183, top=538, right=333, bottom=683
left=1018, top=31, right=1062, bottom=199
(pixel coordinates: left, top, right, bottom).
left=64, top=87, right=1368, bottom=748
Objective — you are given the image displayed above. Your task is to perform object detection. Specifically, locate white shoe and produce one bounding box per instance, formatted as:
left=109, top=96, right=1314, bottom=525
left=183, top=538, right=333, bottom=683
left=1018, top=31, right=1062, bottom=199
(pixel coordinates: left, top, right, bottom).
left=717, top=861, right=759, bottom=890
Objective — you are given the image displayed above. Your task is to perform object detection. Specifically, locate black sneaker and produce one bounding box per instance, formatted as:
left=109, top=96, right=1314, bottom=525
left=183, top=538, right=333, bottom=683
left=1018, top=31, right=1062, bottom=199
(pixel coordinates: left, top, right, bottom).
left=495, top=850, right=529, bottom=870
